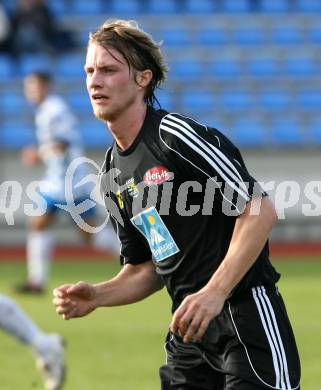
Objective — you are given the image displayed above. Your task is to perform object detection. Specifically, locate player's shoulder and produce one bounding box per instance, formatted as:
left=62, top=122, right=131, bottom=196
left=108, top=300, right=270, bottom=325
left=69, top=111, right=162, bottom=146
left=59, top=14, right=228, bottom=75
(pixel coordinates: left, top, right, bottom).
left=158, top=111, right=240, bottom=158
left=40, top=94, right=70, bottom=116
left=159, top=111, right=220, bottom=145
left=160, top=111, right=207, bottom=130
left=43, top=94, right=65, bottom=108
left=159, top=111, right=225, bottom=140
left=147, top=107, right=206, bottom=132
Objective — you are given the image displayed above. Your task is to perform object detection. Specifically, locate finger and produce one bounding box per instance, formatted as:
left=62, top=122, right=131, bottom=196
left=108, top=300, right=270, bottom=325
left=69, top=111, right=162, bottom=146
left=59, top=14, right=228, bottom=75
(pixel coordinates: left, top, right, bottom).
left=53, top=284, right=73, bottom=298
left=170, top=311, right=183, bottom=335
left=63, top=306, right=78, bottom=320
left=181, top=310, right=205, bottom=343
left=177, top=315, right=191, bottom=338
left=183, top=316, right=202, bottom=343
left=55, top=300, right=76, bottom=314
left=54, top=299, right=76, bottom=313
left=55, top=298, right=76, bottom=311
left=172, top=310, right=192, bottom=338
left=53, top=289, right=64, bottom=299
left=170, top=304, right=188, bottom=334
left=56, top=305, right=72, bottom=316
left=194, top=319, right=211, bottom=342
left=52, top=297, right=70, bottom=306
left=66, top=281, right=88, bottom=296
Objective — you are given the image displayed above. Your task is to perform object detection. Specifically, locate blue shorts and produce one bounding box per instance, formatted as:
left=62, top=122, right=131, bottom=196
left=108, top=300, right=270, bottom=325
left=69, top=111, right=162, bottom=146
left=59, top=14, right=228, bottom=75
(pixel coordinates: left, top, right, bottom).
left=40, top=192, right=96, bottom=221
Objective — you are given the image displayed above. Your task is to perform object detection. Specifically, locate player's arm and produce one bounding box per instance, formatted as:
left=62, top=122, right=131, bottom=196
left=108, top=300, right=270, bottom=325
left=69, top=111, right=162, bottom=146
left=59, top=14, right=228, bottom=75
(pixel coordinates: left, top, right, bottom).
left=207, top=196, right=277, bottom=295
left=161, top=114, right=277, bottom=342
left=53, top=260, right=163, bottom=320
left=53, top=158, right=162, bottom=321
left=22, top=141, right=67, bottom=166
left=170, top=196, right=277, bottom=343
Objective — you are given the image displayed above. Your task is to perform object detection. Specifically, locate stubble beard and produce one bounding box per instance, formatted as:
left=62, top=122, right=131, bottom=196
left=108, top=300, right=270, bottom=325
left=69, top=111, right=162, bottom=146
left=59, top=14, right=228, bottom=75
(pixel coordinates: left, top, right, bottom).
left=92, top=94, right=137, bottom=123
left=93, top=105, right=111, bottom=122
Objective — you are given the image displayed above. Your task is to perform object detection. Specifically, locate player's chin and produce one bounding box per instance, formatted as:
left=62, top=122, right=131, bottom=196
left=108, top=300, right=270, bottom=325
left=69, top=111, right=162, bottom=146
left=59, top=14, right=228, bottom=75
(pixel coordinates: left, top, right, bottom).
left=92, top=106, right=109, bottom=121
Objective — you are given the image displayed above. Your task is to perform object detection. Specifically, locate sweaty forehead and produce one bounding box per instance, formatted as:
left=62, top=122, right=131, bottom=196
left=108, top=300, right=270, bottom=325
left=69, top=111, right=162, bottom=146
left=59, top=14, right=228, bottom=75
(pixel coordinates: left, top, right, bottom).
left=85, top=43, right=127, bottom=67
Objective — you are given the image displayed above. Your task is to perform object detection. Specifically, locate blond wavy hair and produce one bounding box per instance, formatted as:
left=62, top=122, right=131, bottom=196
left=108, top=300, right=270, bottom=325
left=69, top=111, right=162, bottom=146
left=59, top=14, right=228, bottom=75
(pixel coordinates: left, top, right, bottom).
left=89, top=19, right=168, bottom=106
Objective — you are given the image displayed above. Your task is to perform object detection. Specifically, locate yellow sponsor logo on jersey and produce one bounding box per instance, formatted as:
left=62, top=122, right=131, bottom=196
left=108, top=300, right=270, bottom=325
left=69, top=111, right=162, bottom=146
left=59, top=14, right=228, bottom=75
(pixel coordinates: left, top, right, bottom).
left=116, top=191, right=124, bottom=209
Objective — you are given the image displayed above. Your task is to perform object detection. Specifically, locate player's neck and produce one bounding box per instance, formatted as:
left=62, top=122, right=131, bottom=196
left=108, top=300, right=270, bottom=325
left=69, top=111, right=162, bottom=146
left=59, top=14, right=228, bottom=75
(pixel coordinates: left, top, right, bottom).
left=107, top=102, right=147, bottom=151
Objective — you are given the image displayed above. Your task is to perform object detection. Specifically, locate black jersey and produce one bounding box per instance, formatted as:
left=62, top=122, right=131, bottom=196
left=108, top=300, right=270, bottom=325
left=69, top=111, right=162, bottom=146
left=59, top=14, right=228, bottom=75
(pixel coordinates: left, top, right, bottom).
left=100, top=106, right=280, bottom=311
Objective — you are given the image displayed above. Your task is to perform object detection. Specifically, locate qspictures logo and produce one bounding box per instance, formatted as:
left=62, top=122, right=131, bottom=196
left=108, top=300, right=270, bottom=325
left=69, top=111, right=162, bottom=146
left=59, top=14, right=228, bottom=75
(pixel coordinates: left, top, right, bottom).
left=1, top=158, right=321, bottom=231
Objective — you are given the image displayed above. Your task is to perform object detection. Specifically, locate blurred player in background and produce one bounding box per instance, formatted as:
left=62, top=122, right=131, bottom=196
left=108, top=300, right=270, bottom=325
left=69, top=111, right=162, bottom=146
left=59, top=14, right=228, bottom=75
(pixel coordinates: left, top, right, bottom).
left=0, top=293, right=64, bottom=389
left=16, top=71, right=118, bottom=294
left=53, top=20, right=300, bottom=389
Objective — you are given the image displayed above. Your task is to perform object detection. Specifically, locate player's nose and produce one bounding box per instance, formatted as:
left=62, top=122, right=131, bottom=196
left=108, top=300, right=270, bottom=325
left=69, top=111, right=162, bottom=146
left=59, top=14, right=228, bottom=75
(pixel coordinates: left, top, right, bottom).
left=88, top=70, right=105, bottom=90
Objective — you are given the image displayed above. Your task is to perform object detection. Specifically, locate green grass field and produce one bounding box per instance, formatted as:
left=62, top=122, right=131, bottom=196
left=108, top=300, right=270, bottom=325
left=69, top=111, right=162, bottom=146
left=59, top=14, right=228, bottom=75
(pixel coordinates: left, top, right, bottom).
left=0, top=258, right=320, bottom=389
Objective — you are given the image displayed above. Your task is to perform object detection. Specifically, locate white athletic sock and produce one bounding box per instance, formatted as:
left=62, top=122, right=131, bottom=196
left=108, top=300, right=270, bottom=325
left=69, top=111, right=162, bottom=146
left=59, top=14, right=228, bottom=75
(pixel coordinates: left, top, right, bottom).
left=0, top=294, right=49, bottom=353
left=27, top=230, right=54, bottom=286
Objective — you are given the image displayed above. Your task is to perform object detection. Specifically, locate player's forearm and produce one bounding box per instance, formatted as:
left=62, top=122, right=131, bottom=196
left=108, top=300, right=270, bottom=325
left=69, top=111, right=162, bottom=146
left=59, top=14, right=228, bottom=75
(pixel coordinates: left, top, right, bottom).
left=206, top=196, right=277, bottom=298
left=93, top=262, right=164, bottom=308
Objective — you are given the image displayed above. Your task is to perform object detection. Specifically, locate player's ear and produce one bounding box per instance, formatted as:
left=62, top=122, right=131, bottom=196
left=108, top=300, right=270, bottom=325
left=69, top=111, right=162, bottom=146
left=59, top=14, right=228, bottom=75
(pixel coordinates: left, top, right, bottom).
left=136, top=69, right=153, bottom=89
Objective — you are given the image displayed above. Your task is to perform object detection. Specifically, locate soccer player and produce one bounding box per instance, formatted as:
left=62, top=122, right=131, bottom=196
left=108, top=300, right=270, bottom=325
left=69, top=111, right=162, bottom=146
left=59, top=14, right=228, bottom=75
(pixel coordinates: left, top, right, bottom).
left=17, top=71, right=118, bottom=293
left=53, top=19, right=301, bottom=389
left=0, top=294, right=64, bottom=389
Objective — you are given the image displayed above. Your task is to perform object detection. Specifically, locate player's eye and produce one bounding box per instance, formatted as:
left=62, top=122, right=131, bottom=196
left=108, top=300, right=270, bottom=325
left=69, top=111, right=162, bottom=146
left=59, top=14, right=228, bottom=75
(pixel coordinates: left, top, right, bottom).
left=101, top=67, right=116, bottom=74
left=85, top=68, right=94, bottom=76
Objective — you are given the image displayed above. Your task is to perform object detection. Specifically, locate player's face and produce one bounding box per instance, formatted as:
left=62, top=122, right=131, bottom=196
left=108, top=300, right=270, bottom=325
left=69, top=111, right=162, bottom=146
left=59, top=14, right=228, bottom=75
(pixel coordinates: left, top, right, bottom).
left=85, top=43, right=142, bottom=122
left=23, top=76, right=48, bottom=105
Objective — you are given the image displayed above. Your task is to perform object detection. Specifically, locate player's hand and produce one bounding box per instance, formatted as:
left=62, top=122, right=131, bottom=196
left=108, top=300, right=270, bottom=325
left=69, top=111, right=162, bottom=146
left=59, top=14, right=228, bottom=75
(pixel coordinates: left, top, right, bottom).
left=169, top=287, right=227, bottom=344
left=53, top=282, right=97, bottom=320
left=21, top=146, right=40, bottom=166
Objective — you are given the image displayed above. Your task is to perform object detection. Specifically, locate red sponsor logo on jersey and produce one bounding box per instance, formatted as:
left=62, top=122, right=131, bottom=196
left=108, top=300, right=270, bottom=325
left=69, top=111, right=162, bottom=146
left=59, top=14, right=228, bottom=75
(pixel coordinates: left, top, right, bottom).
left=144, top=166, right=171, bottom=186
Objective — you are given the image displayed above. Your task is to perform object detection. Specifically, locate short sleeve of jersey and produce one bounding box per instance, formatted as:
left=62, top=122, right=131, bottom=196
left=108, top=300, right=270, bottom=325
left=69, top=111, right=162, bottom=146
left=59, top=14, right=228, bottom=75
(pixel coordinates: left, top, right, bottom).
left=110, top=216, right=152, bottom=265
left=99, top=152, right=152, bottom=266
left=159, top=113, right=266, bottom=215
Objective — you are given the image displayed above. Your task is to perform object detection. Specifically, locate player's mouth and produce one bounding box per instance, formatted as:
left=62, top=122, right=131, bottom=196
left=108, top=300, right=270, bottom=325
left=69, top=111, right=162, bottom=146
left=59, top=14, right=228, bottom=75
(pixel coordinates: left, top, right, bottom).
left=92, top=94, right=109, bottom=104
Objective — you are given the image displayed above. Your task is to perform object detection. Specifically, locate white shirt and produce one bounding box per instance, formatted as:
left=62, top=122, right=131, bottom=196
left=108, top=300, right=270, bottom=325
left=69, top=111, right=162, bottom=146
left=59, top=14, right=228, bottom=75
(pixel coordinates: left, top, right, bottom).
left=35, top=94, right=90, bottom=201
